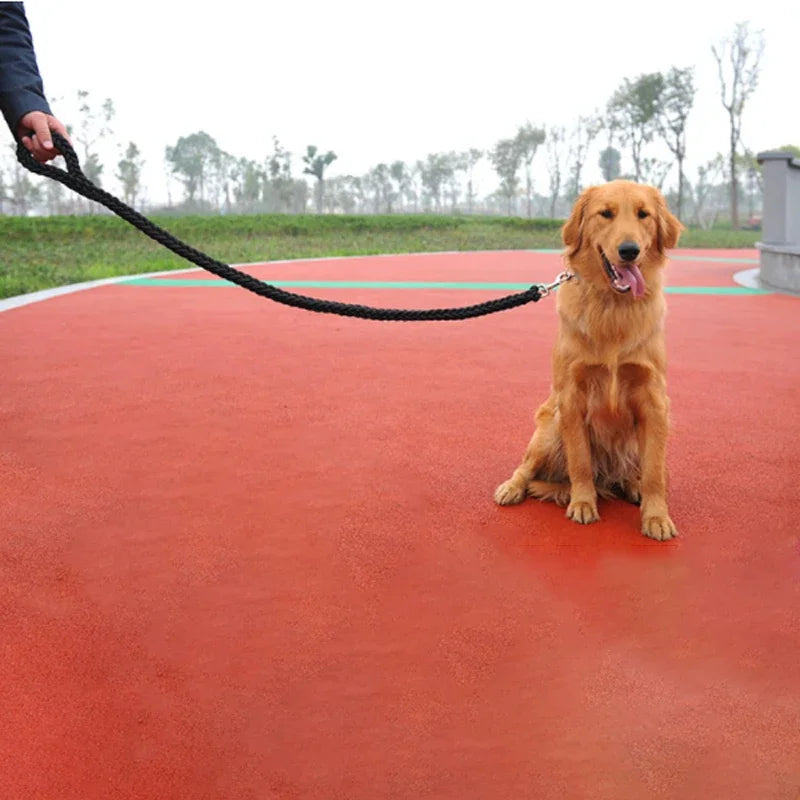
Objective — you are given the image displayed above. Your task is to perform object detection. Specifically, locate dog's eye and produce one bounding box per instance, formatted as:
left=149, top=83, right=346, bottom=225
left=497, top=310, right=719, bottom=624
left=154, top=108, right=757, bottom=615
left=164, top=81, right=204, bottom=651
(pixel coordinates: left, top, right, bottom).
left=599, top=209, right=614, bottom=219
left=638, top=209, right=649, bottom=219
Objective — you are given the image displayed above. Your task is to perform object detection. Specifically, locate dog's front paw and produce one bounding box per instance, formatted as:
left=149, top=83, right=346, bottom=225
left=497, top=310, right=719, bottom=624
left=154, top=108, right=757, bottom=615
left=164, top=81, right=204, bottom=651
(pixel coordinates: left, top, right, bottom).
left=494, top=479, right=527, bottom=506
left=642, top=514, right=677, bottom=541
left=566, top=498, right=599, bottom=524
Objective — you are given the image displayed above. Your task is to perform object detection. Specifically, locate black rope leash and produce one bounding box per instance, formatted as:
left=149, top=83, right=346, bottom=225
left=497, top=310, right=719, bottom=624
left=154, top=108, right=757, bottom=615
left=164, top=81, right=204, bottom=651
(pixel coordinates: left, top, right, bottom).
left=17, top=133, right=556, bottom=322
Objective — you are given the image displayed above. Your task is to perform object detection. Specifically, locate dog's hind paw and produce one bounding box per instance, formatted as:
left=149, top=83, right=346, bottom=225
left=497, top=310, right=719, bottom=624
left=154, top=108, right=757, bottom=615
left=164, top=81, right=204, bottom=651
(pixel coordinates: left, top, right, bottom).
left=621, top=481, right=642, bottom=505
left=494, top=479, right=527, bottom=506
left=527, top=480, right=571, bottom=507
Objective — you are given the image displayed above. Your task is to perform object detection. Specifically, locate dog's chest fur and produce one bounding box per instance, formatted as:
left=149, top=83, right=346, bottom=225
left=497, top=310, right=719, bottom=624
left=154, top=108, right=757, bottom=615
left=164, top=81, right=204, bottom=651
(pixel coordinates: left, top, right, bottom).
left=559, top=298, right=666, bottom=484
left=574, top=363, right=643, bottom=487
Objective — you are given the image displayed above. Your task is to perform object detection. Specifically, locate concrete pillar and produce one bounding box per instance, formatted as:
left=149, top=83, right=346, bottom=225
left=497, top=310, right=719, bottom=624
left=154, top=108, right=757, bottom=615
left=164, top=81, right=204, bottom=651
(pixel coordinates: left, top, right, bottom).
left=756, top=151, right=800, bottom=292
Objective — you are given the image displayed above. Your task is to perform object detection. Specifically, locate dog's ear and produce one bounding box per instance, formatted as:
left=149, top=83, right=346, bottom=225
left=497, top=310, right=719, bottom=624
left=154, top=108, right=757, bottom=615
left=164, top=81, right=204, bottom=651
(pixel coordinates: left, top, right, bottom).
left=563, top=187, right=594, bottom=257
left=656, top=195, right=683, bottom=253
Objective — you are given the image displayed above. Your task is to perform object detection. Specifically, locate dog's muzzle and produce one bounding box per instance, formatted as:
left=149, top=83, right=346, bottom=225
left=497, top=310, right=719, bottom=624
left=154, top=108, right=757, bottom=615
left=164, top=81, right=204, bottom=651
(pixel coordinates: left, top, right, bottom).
left=600, top=249, right=646, bottom=298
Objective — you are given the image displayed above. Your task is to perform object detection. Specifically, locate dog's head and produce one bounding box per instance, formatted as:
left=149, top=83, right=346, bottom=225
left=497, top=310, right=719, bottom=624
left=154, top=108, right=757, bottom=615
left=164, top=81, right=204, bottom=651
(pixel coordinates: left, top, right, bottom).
left=562, top=181, right=682, bottom=299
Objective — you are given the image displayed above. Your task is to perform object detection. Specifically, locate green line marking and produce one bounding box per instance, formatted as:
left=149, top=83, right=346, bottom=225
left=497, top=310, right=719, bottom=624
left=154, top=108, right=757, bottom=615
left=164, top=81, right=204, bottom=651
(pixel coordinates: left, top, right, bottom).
left=125, top=278, right=532, bottom=290
left=122, top=277, right=770, bottom=295
left=665, top=286, right=767, bottom=294
left=534, top=249, right=759, bottom=264
left=670, top=255, right=759, bottom=264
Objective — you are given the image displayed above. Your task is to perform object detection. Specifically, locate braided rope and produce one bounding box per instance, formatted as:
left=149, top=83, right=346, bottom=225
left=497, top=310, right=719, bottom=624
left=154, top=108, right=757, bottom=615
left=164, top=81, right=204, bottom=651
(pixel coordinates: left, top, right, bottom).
left=17, top=133, right=545, bottom=321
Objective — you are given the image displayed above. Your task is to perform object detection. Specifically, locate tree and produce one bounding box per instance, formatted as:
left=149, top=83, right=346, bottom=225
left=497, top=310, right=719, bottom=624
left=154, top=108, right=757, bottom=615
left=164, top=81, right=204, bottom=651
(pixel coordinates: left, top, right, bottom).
left=43, top=178, right=68, bottom=215
left=325, top=175, right=360, bottom=214
left=116, top=141, right=144, bottom=207
left=566, top=114, right=602, bottom=202
left=444, top=151, right=469, bottom=213
left=545, top=126, right=566, bottom=218
left=360, top=168, right=378, bottom=213
left=72, top=90, right=114, bottom=211
left=210, top=149, right=238, bottom=213
left=408, top=162, right=423, bottom=213
left=599, top=146, right=621, bottom=182
left=366, top=163, right=392, bottom=213
left=607, top=73, right=664, bottom=182
left=165, top=131, right=220, bottom=205
left=640, top=157, right=672, bottom=190
left=738, top=150, right=762, bottom=222
left=775, top=144, right=800, bottom=159
left=464, top=148, right=483, bottom=214
left=711, top=22, right=765, bottom=228
left=5, top=159, right=42, bottom=215
left=515, top=123, right=546, bottom=217
left=346, top=175, right=364, bottom=214
left=419, top=153, right=452, bottom=212
left=265, top=137, right=294, bottom=212
left=2, top=156, right=59, bottom=215
left=233, top=157, right=264, bottom=212
left=656, top=67, right=695, bottom=220
left=350, top=175, right=366, bottom=213
left=302, top=145, right=337, bottom=213
left=389, top=161, right=411, bottom=213
left=490, top=138, right=523, bottom=215
left=690, top=154, right=724, bottom=229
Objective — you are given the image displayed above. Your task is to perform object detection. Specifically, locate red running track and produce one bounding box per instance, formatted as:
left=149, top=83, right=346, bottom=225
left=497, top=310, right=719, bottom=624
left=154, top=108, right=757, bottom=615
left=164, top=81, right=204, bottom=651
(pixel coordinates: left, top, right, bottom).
left=1, top=250, right=799, bottom=799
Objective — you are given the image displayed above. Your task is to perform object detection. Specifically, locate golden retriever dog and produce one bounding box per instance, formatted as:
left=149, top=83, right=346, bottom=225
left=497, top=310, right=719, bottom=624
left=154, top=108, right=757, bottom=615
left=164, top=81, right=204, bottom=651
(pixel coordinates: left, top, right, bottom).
left=494, top=180, right=682, bottom=540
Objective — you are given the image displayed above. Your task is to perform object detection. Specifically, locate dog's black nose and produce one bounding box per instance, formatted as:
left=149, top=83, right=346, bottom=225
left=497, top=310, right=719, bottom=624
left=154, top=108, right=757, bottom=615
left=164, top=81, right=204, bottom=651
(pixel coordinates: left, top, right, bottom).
left=618, top=241, right=640, bottom=262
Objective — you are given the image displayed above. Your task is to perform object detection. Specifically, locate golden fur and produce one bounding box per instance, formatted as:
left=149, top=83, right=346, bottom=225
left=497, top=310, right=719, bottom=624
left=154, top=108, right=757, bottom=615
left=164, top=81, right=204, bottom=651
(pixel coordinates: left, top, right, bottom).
left=494, top=180, right=683, bottom=540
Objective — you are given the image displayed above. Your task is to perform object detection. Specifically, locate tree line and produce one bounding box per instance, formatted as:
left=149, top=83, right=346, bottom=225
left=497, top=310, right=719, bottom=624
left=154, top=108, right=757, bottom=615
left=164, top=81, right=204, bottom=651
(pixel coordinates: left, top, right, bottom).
left=0, top=22, right=789, bottom=229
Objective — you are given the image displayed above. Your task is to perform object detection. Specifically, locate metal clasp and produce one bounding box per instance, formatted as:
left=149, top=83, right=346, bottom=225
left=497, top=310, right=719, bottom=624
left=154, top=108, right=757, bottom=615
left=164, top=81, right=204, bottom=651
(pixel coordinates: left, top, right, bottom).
left=537, top=270, right=574, bottom=298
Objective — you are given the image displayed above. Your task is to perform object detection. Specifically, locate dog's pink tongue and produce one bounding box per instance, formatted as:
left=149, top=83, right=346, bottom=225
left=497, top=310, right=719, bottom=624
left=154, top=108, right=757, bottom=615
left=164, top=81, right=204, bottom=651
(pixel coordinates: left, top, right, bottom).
left=618, top=264, right=646, bottom=298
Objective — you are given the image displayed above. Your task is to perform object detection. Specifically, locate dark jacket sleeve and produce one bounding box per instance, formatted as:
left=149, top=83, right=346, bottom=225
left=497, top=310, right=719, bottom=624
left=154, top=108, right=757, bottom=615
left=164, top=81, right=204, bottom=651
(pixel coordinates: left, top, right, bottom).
left=0, top=2, right=52, bottom=135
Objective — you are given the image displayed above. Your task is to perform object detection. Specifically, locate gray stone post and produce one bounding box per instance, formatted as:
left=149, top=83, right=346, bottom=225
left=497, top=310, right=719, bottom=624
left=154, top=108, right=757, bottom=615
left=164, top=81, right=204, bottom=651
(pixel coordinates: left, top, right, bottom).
left=756, top=151, right=800, bottom=292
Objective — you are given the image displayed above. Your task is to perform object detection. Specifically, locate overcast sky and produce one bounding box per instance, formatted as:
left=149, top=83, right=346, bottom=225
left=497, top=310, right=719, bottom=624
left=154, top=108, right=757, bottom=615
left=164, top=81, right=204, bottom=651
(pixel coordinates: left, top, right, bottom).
left=20, top=0, right=800, bottom=206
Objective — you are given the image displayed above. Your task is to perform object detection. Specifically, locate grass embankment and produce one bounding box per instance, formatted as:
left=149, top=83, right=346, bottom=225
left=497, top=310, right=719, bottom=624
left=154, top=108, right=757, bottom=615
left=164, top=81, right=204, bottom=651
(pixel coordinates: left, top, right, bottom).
left=0, top=213, right=759, bottom=299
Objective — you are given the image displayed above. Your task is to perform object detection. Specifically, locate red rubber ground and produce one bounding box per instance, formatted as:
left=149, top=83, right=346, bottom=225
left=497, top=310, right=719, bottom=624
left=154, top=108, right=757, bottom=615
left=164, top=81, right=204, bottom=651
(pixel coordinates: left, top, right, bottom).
left=1, top=251, right=798, bottom=799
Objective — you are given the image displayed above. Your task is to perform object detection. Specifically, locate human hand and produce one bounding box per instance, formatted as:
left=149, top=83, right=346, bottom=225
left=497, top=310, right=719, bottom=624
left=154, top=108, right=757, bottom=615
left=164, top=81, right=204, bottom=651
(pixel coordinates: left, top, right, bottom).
left=16, top=111, right=70, bottom=163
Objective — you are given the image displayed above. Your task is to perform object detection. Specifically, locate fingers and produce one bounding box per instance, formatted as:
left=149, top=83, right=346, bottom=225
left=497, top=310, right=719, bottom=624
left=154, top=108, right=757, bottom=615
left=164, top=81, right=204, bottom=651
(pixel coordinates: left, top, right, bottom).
left=18, top=110, right=53, bottom=162
left=47, top=116, right=70, bottom=143
left=21, top=134, right=52, bottom=163
left=17, top=111, right=70, bottom=163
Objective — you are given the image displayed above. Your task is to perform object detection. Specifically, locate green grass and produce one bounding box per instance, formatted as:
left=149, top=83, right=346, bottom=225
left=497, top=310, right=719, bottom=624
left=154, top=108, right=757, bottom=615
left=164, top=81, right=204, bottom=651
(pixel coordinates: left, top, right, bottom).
left=0, top=213, right=760, bottom=299
left=675, top=227, right=761, bottom=248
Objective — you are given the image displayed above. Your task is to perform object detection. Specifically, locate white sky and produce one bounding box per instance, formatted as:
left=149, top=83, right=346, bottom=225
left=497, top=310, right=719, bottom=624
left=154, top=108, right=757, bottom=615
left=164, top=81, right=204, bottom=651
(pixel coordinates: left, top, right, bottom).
left=19, top=0, right=800, bottom=207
